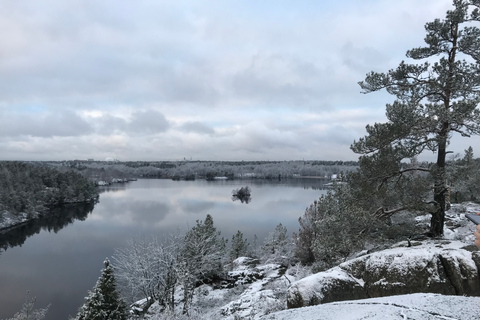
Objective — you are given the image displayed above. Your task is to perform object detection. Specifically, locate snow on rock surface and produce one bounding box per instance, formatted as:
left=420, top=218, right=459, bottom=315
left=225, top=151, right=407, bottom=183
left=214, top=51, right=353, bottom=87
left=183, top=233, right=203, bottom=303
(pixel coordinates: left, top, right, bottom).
left=287, top=267, right=367, bottom=308
left=261, top=293, right=480, bottom=320
left=288, top=240, right=480, bottom=308
left=219, top=262, right=288, bottom=319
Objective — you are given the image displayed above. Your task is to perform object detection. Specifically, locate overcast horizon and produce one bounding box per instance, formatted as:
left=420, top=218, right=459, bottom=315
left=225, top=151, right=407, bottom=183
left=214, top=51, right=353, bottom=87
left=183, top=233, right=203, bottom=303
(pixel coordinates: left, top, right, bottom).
left=1, top=0, right=479, bottom=162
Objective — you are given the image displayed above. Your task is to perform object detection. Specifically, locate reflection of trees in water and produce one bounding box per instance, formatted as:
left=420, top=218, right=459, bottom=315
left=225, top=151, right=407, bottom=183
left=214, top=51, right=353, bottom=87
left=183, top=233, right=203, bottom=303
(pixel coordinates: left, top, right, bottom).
left=232, top=186, right=252, bottom=204
left=0, top=202, right=95, bottom=252
left=98, top=185, right=128, bottom=194
left=248, top=178, right=330, bottom=190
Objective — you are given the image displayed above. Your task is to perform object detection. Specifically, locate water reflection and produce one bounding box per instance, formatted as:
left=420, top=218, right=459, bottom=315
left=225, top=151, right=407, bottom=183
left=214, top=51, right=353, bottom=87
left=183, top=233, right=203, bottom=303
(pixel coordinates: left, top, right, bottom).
left=0, top=202, right=95, bottom=252
left=0, top=178, right=327, bottom=320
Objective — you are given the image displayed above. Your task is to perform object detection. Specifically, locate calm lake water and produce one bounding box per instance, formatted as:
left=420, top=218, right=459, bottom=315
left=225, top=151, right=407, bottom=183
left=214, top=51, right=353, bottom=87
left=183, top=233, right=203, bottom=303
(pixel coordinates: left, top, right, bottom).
left=0, top=178, right=327, bottom=319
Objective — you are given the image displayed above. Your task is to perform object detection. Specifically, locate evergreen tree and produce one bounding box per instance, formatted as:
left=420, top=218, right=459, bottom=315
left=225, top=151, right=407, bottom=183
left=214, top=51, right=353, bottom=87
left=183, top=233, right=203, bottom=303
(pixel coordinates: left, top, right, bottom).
left=293, top=202, right=321, bottom=265
left=76, top=259, right=128, bottom=320
left=229, top=230, right=249, bottom=260
left=180, top=214, right=226, bottom=314
left=261, top=223, right=294, bottom=265
left=449, top=146, right=480, bottom=202
left=352, top=0, right=480, bottom=236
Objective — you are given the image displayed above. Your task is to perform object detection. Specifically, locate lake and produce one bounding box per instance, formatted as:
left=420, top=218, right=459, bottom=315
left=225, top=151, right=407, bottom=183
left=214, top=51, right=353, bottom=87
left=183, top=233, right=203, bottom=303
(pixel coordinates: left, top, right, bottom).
left=0, top=178, right=327, bottom=319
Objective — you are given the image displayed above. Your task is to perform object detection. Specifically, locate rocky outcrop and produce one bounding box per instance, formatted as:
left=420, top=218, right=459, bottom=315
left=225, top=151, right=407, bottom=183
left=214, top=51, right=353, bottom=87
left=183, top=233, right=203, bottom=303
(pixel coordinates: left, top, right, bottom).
left=287, top=268, right=368, bottom=308
left=287, top=240, right=480, bottom=308
left=264, top=293, right=480, bottom=320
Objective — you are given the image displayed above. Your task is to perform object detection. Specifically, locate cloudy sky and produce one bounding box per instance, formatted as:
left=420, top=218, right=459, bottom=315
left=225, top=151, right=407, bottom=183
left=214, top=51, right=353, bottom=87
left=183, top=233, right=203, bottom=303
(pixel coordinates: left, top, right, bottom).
left=0, top=0, right=477, bottom=161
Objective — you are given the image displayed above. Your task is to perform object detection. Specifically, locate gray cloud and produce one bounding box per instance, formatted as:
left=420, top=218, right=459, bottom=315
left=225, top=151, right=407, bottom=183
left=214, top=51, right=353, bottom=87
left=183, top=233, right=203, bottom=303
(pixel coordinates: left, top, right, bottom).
left=179, top=121, right=214, bottom=135
left=0, top=110, right=92, bottom=138
left=1, top=0, right=474, bottom=162
left=128, top=109, right=170, bottom=134
left=93, top=115, right=128, bottom=135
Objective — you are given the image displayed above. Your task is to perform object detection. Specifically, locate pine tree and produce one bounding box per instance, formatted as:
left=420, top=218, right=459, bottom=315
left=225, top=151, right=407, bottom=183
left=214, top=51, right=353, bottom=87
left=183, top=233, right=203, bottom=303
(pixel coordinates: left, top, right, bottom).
left=352, top=0, right=480, bottom=236
left=180, top=214, right=226, bottom=314
left=449, top=146, right=480, bottom=202
left=76, top=259, right=128, bottom=320
left=261, top=223, right=294, bottom=265
left=230, top=230, right=249, bottom=260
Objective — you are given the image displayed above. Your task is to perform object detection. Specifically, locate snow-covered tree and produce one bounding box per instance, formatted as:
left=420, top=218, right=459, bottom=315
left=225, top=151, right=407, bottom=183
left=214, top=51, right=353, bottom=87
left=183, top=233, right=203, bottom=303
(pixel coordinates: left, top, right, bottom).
left=229, top=230, right=249, bottom=260
left=449, top=147, right=480, bottom=203
left=4, top=293, right=49, bottom=320
left=261, top=223, right=294, bottom=265
left=112, top=235, right=180, bottom=313
left=353, top=0, right=480, bottom=236
left=308, top=188, right=373, bottom=271
left=179, top=214, right=226, bottom=314
left=293, top=202, right=321, bottom=265
left=75, top=259, right=128, bottom=320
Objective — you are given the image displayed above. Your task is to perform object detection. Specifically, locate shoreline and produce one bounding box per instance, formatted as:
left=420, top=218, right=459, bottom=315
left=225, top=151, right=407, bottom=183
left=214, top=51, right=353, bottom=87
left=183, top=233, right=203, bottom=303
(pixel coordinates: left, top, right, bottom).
left=0, top=198, right=98, bottom=232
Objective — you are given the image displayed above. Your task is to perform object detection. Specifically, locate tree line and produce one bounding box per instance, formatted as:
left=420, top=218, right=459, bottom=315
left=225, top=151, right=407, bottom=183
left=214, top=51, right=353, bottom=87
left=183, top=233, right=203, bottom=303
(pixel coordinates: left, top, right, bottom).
left=43, top=160, right=358, bottom=183
left=0, top=161, right=98, bottom=222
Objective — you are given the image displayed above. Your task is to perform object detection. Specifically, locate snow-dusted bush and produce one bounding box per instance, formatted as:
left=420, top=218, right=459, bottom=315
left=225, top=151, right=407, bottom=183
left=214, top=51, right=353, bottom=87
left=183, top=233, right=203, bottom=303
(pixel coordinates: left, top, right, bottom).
left=4, top=293, right=49, bottom=320
left=113, top=235, right=180, bottom=313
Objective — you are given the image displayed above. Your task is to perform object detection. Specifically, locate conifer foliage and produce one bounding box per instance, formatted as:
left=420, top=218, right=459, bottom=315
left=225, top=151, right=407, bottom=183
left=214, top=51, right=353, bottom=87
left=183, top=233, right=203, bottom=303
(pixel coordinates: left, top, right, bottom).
left=229, top=230, right=249, bottom=260
left=75, top=259, right=128, bottom=320
left=180, top=214, right=226, bottom=314
left=352, top=0, right=480, bottom=236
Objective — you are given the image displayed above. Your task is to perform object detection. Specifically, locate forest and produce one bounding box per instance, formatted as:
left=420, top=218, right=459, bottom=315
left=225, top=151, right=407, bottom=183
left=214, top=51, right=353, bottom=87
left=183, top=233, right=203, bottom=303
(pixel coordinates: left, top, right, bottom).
left=0, top=161, right=98, bottom=226
left=46, top=159, right=359, bottom=184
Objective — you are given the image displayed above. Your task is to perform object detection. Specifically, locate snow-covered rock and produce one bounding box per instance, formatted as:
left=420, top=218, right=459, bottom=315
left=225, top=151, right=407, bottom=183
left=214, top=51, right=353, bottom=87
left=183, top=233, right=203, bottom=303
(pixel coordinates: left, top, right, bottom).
left=286, top=267, right=367, bottom=308
left=287, top=240, right=480, bottom=308
left=261, top=293, right=480, bottom=320
left=220, top=262, right=288, bottom=319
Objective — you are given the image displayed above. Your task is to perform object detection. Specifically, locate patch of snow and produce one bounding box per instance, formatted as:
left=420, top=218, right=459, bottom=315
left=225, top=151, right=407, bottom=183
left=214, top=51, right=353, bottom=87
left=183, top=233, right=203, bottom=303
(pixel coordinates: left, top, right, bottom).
left=289, top=267, right=358, bottom=302
left=260, top=293, right=480, bottom=320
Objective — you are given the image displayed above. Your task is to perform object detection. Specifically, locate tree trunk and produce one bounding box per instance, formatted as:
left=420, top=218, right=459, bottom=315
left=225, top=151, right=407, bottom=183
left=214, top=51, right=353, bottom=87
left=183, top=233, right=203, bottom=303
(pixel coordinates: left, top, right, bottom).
left=430, top=131, right=447, bottom=237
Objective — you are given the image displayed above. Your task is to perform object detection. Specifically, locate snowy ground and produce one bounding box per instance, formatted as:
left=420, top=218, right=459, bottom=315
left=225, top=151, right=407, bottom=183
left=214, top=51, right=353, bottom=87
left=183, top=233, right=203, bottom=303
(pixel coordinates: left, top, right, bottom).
left=0, top=211, right=40, bottom=230
left=134, top=202, right=480, bottom=319
left=259, top=293, right=480, bottom=320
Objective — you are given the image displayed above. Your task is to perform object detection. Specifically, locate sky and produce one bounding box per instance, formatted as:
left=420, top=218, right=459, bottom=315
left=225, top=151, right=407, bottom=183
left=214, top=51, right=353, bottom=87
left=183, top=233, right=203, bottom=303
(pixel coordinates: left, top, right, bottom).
left=0, top=0, right=478, bottom=161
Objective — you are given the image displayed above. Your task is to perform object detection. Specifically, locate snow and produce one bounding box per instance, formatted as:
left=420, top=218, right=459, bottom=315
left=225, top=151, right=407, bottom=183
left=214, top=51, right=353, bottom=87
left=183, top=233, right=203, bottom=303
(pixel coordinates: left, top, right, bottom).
left=0, top=211, right=40, bottom=230
left=219, top=263, right=288, bottom=319
left=259, top=293, right=480, bottom=320
left=133, top=202, right=480, bottom=319
left=289, top=267, right=358, bottom=302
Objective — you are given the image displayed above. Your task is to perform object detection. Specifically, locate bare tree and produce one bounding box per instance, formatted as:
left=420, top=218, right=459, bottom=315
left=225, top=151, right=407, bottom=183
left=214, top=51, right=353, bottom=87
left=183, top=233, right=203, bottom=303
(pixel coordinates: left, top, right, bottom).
left=112, top=234, right=180, bottom=314
left=4, top=293, right=49, bottom=320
